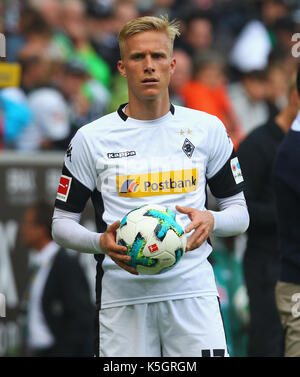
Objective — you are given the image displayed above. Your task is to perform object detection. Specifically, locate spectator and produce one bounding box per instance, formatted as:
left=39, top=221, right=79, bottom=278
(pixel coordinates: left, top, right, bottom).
left=228, top=70, right=271, bottom=135
left=182, top=50, right=245, bottom=149
left=87, top=0, right=139, bottom=74
left=169, top=48, right=192, bottom=105
left=177, top=10, right=214, bottom=58
left=0, top=3, right=4, bottom=33
left=237, top=73, right=300, bottom=356
left=272, top=66, right=300, bottom=357
left=266, top=49, right=299, bottom=112
left=273, top=16, right=296, bottom=54
left=20, top=201, right=94, bottom=357
left=229, top=0, right=291, bottom=73
left=0, top=103, right=3, bottom=149
left=19, top=7, right=54, bottom=59
left=27, top=0, right=62, bottom=31
left=6, top=6, right=54, bottom=63
left=266, top=59, right=289, bottom=111
left=0, top=87, right=32, bottom=149
left=15, top=52, right=70, bottom=151
left=152, top=0, right=178, bottom=19
left=229, top=18, right=271, bottom=74
left=113, top=0, right=140, bottom=33
left=56, top=60, right=110, bottom=134
left=211, top=0, right=252, bottom=58
left=99, top=0, right=141, bottom=111
left=86, top=1, right=119, bottom=74
left=52, top=0, right=111, bottom=88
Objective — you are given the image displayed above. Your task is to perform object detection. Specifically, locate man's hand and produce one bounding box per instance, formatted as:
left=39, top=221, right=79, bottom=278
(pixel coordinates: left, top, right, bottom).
left=100, top=221, right=138, bottom=275
left=176, top=206, right=214, bottom=251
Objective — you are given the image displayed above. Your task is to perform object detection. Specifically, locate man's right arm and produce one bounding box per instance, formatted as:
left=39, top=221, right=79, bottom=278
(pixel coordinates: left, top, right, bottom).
left=52, top=130, right=137, bottom=273
left=52, top=207, right=137, bottom=274
left=52, top=208, right=103, bottom=254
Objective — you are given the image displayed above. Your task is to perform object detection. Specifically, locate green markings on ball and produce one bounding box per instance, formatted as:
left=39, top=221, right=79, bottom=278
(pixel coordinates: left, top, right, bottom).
left=144, top=208, right=184, bottom=241
left=118, top=233, right=158, bottom=268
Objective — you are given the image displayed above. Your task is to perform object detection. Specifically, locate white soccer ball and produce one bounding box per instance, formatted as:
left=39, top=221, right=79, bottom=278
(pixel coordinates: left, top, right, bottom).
left=116, top=204, right=187, bottom=275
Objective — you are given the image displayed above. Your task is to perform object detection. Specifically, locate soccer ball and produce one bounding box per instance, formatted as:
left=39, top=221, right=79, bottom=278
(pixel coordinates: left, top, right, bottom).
left=116, top=204, right=187, bottom=275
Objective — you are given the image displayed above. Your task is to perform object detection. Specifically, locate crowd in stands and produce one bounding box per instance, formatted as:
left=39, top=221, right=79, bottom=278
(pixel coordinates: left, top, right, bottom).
left=0, top=0, right=299, bottom=151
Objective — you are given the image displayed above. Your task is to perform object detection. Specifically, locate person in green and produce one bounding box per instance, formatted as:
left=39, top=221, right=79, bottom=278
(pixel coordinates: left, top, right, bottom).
left=52, top=0, right=111, bottom=89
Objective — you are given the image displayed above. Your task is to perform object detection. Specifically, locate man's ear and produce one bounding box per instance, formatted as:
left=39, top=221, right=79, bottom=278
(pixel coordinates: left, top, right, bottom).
left=118, top=60, right=127, bottom=78
left=170, top=57, right=176, bottom=76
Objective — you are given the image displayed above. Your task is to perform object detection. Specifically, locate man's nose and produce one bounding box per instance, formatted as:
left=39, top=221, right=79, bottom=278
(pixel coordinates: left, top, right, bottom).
left=144, top=56, right=155, bottom=73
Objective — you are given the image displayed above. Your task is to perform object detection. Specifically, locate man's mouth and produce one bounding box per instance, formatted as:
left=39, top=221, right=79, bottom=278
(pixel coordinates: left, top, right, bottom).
left=141, top=78, right=159, bottom=83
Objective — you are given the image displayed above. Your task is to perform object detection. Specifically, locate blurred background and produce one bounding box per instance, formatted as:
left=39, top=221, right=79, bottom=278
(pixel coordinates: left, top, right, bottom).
left=1, top=0, right=300, bottom=357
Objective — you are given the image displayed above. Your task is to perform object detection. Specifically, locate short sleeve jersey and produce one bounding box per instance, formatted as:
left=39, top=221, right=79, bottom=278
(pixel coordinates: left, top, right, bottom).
left=55, top=104, right=244, bottom=309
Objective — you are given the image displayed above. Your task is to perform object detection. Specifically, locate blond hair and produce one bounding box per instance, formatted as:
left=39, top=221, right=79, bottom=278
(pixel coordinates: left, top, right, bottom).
left=118, top=15, right=181, bottom=57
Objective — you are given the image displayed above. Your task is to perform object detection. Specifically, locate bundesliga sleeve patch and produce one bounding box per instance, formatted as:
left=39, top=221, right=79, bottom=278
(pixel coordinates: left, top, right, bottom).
left=207, top=150, right=244, bottom=198
left=230, top=157, right=244, bottom=184
left=56, top=175, right=72, bottom=202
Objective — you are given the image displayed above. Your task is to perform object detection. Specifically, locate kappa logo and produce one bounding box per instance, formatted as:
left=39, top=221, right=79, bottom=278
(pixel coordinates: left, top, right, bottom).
left=107, top=151, right=136, bottom=159
left=120, top=179, right=139, bottom=193
left=182, top=138, right=195, bottom=158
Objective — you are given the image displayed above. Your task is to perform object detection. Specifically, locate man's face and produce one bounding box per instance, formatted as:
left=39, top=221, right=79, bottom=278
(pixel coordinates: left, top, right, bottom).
left=169, top=50, right=192, bottom=94
left=20, top=208, right=42, bottom=248
left=195, top=63, right=226, bottom=88
left=243, top=78, right=268, bottom=102
left=63, top=74, right=86, bottom=97
left=186, top=19, right=212, bottom=50
left=118, top=31, right=176, bottom=102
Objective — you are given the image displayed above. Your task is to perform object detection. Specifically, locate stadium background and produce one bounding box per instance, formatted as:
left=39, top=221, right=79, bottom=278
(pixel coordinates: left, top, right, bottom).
left=1, top=0, right=300, bottom=357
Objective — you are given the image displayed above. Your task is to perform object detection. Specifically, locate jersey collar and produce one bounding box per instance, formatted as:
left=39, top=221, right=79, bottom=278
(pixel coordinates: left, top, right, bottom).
left=117, top=103, right=175, bottom=122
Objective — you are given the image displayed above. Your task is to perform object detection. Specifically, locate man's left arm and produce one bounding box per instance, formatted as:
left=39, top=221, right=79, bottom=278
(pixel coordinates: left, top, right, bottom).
left=177, top=192, right=249, bottom=251
left=177, top=116, right=249, bottom=251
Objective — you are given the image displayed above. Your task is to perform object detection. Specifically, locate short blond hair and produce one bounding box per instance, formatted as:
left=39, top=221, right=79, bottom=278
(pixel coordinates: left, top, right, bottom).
left=118, top=15, right=181, bottom=57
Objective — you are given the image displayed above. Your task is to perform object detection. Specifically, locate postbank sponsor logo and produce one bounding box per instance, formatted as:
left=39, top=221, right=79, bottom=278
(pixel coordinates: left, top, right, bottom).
left=116, top=169, right=198, bottom=197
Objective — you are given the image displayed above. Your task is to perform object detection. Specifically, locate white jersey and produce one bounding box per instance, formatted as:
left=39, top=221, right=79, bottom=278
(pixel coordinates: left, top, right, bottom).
left=55, top=104, right=244, bottom=309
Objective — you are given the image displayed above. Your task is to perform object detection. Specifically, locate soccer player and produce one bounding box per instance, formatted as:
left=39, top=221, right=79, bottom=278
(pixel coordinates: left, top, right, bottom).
left=52, top=16, right=249, bottom=357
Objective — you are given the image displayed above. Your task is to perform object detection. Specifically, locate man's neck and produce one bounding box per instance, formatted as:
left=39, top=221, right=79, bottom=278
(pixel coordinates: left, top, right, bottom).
left=125, top=94, right=171, bottom=120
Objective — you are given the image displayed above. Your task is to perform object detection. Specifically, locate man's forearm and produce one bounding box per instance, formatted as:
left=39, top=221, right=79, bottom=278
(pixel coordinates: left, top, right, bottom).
left=209, top=192, right=249, bottom=237
left=52, top=208, right=103, bottom=254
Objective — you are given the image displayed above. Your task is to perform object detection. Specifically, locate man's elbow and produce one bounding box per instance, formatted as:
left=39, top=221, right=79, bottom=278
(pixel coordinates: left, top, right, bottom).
left=51, top=218, right=63, bottom=247
left=239, top=206, right=250, bottom=235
